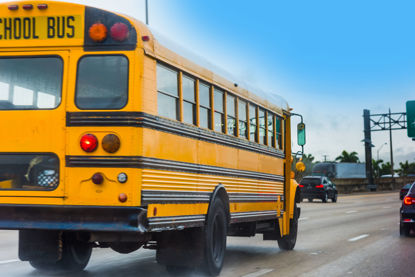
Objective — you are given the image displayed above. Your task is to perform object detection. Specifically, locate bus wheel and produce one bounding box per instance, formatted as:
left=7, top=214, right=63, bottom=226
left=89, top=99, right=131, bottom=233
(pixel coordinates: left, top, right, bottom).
left=278, top=203, right=298, bottom=250
left=30, top=233, right=92, bottom=272
left=203, top=197, right=227, bottom=276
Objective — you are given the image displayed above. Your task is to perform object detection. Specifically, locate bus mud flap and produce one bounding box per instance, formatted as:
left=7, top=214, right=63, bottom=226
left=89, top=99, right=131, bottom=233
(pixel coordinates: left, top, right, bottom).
left=18, top=230, right=61, bottom=262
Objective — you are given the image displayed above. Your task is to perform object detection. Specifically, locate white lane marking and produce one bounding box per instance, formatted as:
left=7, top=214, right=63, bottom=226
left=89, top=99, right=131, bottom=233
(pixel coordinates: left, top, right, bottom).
left=345, top=210, right=358, bottom=214
left=242, top=268, right=274, bottom=277
left=0, top=259, right=19, bottom=265
left=299, top=217, right=309, bottom=221
left=348, top=234, right=369, bottom=242
left=382, top=206, right=391, bottom=209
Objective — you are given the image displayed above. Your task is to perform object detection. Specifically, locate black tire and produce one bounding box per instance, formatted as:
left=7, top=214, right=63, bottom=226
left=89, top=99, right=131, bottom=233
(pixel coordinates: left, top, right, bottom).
left=278, top=203, right=299, bottom=250
left=400, top=223, right=411, bottom=237
left=322, top=192, right=328, bottom=203
left=29, top=233, right=92, bottom=272
left=203, top=197, right=228, bottom=276
left=308, top=198, right=313, bottom=202
left=332, top=193, right=337, bottom=203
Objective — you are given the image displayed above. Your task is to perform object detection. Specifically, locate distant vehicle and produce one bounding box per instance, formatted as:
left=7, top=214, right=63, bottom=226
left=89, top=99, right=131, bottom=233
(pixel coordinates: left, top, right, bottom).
left=400, top=183, right=415, bottom=236
left=299, top=176, right=338, bottom=203
left=312, top=162, right=366, bottom=179
left=400, top=183, right=414, bottom=200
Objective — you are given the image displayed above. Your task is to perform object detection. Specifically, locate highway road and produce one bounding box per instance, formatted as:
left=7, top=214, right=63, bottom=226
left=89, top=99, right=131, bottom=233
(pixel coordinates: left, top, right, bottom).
left=0, top=191, right=413, bottom=277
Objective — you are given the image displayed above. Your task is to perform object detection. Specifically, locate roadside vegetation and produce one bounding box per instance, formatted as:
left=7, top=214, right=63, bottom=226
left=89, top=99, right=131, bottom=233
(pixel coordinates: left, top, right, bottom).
left=292, top=150, right=415, bottom=181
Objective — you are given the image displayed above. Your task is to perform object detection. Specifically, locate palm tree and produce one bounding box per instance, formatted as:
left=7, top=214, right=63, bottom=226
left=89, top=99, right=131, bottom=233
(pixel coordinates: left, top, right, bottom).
left=372, top=159, right=383, bottom=178
left=335, top=150, right=360, bottom=163
left=380, top=162, right=392, bottom=176
left=397, top=161, right=415, bottom=176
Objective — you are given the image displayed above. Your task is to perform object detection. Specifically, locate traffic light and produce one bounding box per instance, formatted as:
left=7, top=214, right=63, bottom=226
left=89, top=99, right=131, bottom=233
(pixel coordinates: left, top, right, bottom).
left=407, top=101, right=415, bottom=138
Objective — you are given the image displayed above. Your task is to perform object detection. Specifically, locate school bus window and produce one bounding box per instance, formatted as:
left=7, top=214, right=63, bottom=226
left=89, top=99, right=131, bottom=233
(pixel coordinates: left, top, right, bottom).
left=249, top=104, right=257, bottom=142
left=76, top=55, right=128, bottom=110
left=227, top=94, right=236, bottom=136
left=157, top=63, right=179, bottom=120
left=0, top=57, right=62, bottom=110
left=276, top=116, right=283, bottom=149
left=199, top=82, right=211, bottom=129
left=182, top=74, right=196, bottom=125
left=238, top=99, right=248, bottom=139
left=214, top=88, right=225, bottom=133
left=267, top=113, right=276, bottom=147
left=0, top=154, right=59, bottom=191
left=258, top=108, right=266, bottom=144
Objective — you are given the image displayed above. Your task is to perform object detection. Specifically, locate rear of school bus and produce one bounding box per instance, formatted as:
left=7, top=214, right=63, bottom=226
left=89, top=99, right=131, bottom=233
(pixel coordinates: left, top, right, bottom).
left=0, top=0, right=148, bottom=272
left=0, top=1, right=301, bottom=275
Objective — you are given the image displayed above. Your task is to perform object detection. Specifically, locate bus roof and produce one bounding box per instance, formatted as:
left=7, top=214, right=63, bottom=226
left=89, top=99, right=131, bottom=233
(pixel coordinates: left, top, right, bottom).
left=0, top=1, right=289, bottom=114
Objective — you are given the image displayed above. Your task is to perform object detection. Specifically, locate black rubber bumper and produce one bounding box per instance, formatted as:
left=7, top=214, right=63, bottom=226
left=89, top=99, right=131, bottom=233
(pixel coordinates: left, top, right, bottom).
left=0, top=204, right=148, bottom=232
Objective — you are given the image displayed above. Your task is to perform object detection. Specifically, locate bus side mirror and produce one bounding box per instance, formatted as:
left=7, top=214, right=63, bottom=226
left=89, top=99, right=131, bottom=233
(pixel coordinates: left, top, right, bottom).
left=297, top=123, right=306, bottom=146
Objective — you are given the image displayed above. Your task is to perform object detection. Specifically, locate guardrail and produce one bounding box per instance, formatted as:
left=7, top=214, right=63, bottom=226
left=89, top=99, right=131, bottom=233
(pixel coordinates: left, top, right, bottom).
left=333, top=177, right=415, bottom=193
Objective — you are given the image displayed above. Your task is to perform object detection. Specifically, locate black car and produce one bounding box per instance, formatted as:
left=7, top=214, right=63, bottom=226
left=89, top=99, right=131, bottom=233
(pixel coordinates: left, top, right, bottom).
left=400, top=182, right=414, bottom=200
left=400, top=183, right=415, bottom=236
left=299, top=176, right=338, bottom=203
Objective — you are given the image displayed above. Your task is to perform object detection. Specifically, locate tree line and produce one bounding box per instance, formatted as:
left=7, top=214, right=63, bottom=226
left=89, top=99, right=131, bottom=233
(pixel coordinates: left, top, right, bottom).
left=292, top=150, right=415, bottom=178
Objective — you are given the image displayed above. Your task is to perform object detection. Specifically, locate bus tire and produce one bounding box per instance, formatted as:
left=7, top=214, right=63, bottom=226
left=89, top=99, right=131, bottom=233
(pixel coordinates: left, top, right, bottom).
left=29, top=233, right=92, bottom=272
left=203, top=197, right=227, bottom=276
left=278, top=203, right=298, bottom=250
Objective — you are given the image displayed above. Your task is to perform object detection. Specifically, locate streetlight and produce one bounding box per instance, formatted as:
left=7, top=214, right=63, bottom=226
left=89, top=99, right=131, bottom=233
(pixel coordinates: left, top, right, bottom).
left=376, top=142, right=387, bottom=161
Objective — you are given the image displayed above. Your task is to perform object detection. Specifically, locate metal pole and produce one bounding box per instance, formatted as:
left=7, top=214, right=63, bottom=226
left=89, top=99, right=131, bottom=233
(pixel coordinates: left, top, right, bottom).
left=363, top=109, right=375, bottom=190
left=376, top=142, right=387, bottom=161
left=145, top=0, right=149, bottom=25
left=389, top=108, right=394, bottom=179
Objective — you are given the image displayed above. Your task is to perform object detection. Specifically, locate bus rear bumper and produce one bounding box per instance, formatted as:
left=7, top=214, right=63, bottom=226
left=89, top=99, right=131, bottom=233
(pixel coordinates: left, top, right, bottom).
left=0, top=204, right=148, bottom=233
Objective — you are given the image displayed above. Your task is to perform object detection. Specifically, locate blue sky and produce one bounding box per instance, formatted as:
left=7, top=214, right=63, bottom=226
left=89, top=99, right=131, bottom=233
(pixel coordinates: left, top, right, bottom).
left=53, top=1, right=415, bottom=164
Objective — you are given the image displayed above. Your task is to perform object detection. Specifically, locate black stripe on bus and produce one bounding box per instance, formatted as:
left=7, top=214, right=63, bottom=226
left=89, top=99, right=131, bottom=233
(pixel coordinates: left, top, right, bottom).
left=66, top=155, right=285, bottom=183
left=66, top=112, right=285, bottom=159
left=141, top=190, right=284, bottom=205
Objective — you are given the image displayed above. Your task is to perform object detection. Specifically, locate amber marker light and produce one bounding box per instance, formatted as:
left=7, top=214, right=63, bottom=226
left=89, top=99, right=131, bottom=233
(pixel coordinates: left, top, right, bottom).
left=80, top=134, right=98, bottom=152
left=89, top=23, right=107, bottom=42
left=119, top=193, right=128, bottom=203
left=22, top=4, right=33, bottom=10
left=102, top=134, right=121, bottom=153
left=37, top=4, right=48, bottom=10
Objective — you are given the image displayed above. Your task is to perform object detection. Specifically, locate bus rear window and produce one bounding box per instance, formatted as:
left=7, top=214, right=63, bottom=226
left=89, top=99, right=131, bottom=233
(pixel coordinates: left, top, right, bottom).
left=0, top=154, right=59, bottom=191
left=0, top=57, right=62, bottom=110
left=75, top=55, right=128, bottom=110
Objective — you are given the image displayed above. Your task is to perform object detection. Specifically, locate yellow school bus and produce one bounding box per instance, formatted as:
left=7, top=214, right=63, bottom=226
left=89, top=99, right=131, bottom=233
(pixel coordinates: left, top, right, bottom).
left=0, top=1, right=304, bottom=275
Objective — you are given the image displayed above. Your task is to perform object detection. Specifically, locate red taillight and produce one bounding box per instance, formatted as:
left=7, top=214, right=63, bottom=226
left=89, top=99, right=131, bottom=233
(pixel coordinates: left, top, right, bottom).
left=110, top=22, right=129, bottom=41
left=22, top=4, right=33, bottom=10
left=37, top=4, right=48, bottom=10
left=404, top=196, right=414, bottom=206
left=8, top=5, right=18, bottom=10
left=299, top=184, right=304, bottom=188
left=315, top=184, right=324, bottom=188
left=142, top=35, right=150, bottom=42
left=80, top=134, right=98, bottom=152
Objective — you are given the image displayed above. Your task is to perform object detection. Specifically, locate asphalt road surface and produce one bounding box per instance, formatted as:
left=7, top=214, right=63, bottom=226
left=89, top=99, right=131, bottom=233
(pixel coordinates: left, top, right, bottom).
left=0, top=191, right=413, bottom=277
